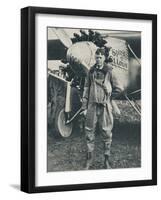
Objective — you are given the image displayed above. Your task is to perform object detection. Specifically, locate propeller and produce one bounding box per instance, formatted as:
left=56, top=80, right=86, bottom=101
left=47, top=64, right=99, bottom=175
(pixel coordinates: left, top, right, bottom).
left=52, top=28, right=73, bottom=49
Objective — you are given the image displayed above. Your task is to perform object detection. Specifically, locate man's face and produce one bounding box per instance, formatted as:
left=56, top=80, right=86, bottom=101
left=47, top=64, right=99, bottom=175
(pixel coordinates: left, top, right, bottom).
left=95, top=53, right=105, bottom=67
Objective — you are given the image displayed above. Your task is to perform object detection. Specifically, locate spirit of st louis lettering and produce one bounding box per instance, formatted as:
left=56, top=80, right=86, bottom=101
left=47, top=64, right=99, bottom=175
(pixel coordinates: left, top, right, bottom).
left=111, top=48, right=128, bottom=70
left=106, top=37, right=129, bottom=71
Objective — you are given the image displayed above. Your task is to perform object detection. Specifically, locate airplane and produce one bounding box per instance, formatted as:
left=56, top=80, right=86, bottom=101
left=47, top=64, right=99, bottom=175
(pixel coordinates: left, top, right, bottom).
left=47, top=28, right=141, bottom=138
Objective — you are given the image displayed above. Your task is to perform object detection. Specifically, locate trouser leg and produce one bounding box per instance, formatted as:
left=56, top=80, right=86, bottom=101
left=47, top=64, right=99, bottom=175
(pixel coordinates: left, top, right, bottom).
left=99, top=104, right=113, bottom=168
left=99, top=104, right=113, bottom=156
left=84, top=104, right=97, bottom=169
left=85, top=104, right=97, bottom=153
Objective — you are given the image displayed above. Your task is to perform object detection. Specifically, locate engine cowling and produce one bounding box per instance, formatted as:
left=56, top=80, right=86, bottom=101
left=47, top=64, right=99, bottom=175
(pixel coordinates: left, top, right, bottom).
left=66, top=39, right=130, bottom=93
left=66, top=41, right=97, bottom=76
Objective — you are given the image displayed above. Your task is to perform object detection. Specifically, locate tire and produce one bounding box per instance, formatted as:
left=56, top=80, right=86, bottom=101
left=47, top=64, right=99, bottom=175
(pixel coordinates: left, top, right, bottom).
left=55, top=108, right=73, bottom=138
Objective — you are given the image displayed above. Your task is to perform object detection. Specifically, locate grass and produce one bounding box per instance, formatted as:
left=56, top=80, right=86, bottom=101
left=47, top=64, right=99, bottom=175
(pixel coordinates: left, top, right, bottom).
left=47, top=100, right=141, bottom=172
left=113, top=100, right=141, bottom=124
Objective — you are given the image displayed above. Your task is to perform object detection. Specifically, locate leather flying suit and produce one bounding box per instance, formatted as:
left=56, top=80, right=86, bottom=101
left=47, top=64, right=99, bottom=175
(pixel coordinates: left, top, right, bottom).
left=82, top=63, right=122, bottom=156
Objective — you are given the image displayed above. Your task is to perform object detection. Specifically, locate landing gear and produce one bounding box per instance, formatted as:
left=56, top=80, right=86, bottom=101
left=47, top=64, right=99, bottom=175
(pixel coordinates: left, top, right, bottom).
left=55, top=108, right=73, bottom=138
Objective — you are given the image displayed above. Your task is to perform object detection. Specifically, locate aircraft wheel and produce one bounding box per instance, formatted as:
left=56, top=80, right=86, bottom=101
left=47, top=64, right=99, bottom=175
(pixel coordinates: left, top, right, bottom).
left=55, top=108, right=73, bottom=138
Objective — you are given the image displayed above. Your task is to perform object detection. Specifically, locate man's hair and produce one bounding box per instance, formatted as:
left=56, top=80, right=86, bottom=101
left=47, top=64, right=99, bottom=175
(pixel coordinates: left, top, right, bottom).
left=95, top=48, right=106, bottom=56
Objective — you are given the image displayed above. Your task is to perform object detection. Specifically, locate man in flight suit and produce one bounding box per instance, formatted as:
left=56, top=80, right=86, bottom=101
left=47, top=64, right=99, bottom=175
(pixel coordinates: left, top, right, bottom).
left=82, top=48, right=123, bottom=169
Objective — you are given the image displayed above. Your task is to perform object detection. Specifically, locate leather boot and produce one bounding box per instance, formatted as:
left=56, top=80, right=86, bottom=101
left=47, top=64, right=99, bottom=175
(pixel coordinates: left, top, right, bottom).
left=85, top=152, right=93, bottom=170
left=104, top=155, right=111, bottom=169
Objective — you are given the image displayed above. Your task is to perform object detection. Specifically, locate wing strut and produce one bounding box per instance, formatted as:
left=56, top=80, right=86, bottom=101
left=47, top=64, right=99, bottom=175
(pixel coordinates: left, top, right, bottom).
left=127, top=44, right=141, bottom=66
left=124, top=94, right=141, bottom=116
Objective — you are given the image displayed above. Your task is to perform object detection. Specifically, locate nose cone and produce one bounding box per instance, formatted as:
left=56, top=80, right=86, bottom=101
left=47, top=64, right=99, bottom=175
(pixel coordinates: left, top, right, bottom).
left=67, top=41, right=97, bottom=69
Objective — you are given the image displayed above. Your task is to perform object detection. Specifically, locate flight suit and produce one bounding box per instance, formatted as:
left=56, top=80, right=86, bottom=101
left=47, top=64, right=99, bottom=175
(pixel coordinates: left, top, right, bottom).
left=82, top=63, right=122, bottom=158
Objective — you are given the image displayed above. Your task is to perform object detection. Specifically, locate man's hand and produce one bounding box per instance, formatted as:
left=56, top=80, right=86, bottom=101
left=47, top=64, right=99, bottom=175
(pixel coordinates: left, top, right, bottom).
left=81, top=109, right=87, bottom=116
left=111, top=100, right=121, bottom=115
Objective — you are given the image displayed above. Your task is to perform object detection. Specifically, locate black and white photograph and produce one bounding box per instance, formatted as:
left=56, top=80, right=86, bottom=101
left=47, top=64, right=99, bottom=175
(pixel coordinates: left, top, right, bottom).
left=47, top=27, right=141, bottom=172
left=20, top=7, right=157, bottom=193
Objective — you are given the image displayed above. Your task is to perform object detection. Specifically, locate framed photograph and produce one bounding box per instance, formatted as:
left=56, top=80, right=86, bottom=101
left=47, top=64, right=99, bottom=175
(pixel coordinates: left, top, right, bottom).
left=21, top=6, right=157, bottom=193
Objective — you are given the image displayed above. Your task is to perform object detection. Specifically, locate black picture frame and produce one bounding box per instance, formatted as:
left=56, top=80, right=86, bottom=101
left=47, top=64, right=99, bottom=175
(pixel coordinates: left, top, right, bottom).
left=21, top=6, right=157, bottom=193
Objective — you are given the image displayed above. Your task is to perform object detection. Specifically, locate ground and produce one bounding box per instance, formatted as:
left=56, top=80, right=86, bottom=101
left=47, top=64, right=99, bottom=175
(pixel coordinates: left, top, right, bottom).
left=47, top=100, right=141, bottom=172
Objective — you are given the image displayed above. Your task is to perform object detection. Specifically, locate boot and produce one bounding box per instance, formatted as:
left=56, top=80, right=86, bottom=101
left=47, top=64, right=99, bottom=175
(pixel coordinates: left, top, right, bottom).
left=85, top=152, right=93, bottom=170
left=104, top=155, right=111, bottom=169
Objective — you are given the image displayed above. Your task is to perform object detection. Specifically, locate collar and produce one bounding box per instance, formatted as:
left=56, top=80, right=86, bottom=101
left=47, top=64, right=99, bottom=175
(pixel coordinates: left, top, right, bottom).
left=90, top=63, right=109, bottom=75
left=95, top=65, right=103, bottom=70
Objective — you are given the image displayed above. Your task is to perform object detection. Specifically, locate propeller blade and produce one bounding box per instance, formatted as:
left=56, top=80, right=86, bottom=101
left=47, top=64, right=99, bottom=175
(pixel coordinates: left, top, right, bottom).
left=52, top=28, right=73, bottom=48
